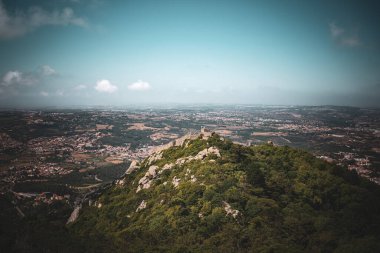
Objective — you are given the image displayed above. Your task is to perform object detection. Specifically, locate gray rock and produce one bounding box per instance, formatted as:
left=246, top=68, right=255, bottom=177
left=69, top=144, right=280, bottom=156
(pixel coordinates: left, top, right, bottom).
left=126, top=160, right=140, bottom=174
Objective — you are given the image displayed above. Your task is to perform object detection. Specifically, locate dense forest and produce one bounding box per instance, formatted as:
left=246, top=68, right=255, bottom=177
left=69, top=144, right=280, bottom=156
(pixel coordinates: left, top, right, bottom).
left=68, top=134, right=380, bottom=252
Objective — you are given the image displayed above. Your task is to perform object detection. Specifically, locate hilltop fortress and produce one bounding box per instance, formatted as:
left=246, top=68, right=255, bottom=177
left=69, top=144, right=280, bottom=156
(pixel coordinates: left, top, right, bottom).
left=152, top=126, right=213, bottom=154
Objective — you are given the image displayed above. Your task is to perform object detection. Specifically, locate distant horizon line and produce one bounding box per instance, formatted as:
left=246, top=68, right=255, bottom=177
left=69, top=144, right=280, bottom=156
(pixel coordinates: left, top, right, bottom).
left=0, top=103, right=378, bottom=111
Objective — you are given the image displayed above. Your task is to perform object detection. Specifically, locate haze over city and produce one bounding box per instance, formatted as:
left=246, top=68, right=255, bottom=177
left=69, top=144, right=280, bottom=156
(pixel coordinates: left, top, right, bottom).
left=0, top=0, right=380, bottom=107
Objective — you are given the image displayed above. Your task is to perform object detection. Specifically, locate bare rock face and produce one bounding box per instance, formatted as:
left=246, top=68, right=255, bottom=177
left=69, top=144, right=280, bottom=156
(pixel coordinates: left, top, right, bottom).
left=175, top=157, right=188, bottom=166
left=67, top=205, right=82, bottom=224
left=116, top=160, right=141, bottom=186
left=172, top=176, right=181, bottom=188
left=135, top=163, right=175, bottom=192
left=159, top=163, right=174, bottom=174
left=222, top=201, right=240, bottom=219
left=136, top=200, right=147, bottom=212
left=136, top=167, right=156, bottom=192
left=207, top=147, right=221, bottom=157
left=135, top=144, right=221, bottom=193
left=194, top=147, right=221, bottom=160
left=174, top=147, right=221, bottom=167
left=126, top=160, right=140, bottom=174
left=147, top=152, right=163, bottom=166
left=147, top=165, right=158, bottom=177
left=116, top=178, right=125, bottom=185
left=136, top=165, right=159, bottom=192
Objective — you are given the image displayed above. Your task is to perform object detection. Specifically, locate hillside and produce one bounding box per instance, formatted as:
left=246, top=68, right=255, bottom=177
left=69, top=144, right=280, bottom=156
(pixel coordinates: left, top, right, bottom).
left=70, top=133, right=380, bottom=253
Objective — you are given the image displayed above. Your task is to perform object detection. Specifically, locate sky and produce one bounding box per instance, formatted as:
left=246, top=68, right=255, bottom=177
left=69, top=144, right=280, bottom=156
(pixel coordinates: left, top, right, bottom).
left=0, top=0, right=379, bottom=107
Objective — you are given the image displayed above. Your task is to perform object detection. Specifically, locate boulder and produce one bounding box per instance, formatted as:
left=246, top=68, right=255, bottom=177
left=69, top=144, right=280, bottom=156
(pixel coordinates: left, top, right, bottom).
left=172, top=176, right=181, bottom=188
left=136, top=200, right=147, bottom=212
left=126, top=160, right=140, bottom=174
left=222, top=201, right=240, bottom=219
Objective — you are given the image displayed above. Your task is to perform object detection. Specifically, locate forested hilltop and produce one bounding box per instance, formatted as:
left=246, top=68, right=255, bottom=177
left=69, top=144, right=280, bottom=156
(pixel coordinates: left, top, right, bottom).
left=69, top=133, right=380, bottom=253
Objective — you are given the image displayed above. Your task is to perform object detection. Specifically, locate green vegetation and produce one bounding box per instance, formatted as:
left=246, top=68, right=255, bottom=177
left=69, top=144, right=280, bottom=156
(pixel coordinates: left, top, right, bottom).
left=70, top=134, right=380, bottom=252
left=0, top=194, right=82, bottom=253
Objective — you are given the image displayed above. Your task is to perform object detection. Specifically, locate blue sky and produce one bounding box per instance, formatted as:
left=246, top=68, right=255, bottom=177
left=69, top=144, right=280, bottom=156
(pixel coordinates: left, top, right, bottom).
left=0, top=0, right=379, bottom=107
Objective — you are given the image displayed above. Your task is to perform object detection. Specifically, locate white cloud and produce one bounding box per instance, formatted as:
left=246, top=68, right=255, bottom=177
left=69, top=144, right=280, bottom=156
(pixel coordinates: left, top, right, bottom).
left=2, top=71, right=22, bottom=86
left=128, top=80, right=151, bottom=91
left=95, top=79, right=118, bottom=93
left=74, top=84, right=87, bottom=90
left=1, top=67, right=51, bottom=87
left=0, top=1, right=88, bottom=39
left=329, top=22, right=344, bottom=38
left=40, top=91, right=49, bottom=97
left=329, top=22, right=361, bottom=47
left=39, top=65, right=57, bottom=76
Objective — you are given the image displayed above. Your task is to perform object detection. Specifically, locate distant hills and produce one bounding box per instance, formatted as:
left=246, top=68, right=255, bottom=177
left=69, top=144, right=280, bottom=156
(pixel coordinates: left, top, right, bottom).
left=68, top=133, right=380, bottom=252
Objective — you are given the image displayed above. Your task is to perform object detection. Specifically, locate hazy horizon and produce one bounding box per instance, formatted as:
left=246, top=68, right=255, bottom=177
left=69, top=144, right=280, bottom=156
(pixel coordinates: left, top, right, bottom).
left=1, top=103, right=379, bottom=112
left=1, top=0, right=380, bottom=107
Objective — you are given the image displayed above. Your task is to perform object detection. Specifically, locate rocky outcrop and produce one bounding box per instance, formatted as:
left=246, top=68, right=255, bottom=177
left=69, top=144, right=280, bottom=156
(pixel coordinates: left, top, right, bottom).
left=160, top=163, right=174, bottom=172
left=194, top=146, right=221, bottom=159
left=174, top=147, right=221, bottom=166
left=116, top=178, right=126, bottom=185
left=136, top=200, right=147, bottom=212
left=222, top=201, right=240, bottom=219
left=115, top=160, right=141, bottom=186
left=96, top=201, right=102, bottom=208
left=135, top=147, right=221, bottom=192
left=136, top=165, right=159, bottom=192
left=126, top=160, right=140, bottom=174
left=115, top=131, right=215, bottom=188
left=135, top=163, right=175, bottom=192
left=172, top=176, right=181, bottom=188
left=67, top=205, right=82, bottom=224
left=147, top=152, right=163, bottom=166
